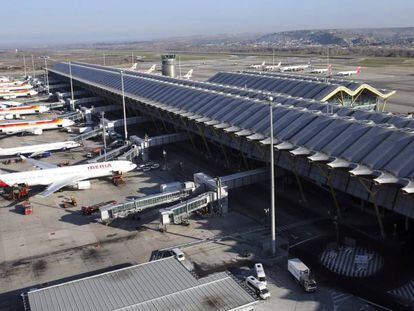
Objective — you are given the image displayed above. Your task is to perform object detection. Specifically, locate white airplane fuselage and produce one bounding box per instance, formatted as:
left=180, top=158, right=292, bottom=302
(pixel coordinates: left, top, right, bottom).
left=0, top=141, right=80, bottom=157
left=0, top=84, right=33, bottom=91
left=0, top=89, right=38, bottom=99
left=310, top=69, right=328, bottom=74
left=280, top=65, right=310, bottom=72
left=0, top=118, right=74, bottom=135
left=0, top=161, right=136, bottom=188
left=0, top=105, right=49, bottom=118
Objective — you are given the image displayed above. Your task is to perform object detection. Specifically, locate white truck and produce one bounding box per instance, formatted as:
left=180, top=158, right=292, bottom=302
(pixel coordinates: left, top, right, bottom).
left=245, top=276, right=270, bottom=300
left=287, top=258, right=317, bottom=292
left=254, top=263, right=267, bottom=285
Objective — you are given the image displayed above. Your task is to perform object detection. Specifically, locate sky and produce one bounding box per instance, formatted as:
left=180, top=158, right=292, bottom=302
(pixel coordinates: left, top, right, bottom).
left=0, top=0, right=413, bottom=46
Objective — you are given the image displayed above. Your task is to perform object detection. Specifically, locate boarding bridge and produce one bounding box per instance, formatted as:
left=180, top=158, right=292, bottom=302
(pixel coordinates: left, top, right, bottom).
left=55, top=90, right=88, bottom=100
left=88, top=143, right=132, bottom=163
left=130, top=132, right=189, bottom=161
left=60, top=110, right=84, bottom=121
left=160, top=192, right=217, bottom=225
left=48, top=83, right=70, bottom=90
left=73, top=127, right=103, bottom=141
left=118, top=145, right=140, bottom=161
left=100, top=182, right=197, bottom=224
left=98, top=167, right=269, bottom=225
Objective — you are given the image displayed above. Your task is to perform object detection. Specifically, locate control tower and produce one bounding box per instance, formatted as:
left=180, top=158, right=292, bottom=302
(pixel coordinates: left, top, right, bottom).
left=161, top=54, right=176, bottom=78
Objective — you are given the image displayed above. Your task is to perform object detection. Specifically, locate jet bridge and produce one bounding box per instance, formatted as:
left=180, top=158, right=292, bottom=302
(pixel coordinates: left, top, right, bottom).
left=98, top=167, right=269, bottom=225
left=130, top=132, right=189, bottom=161
left=100, top=182, right=197, bottom=224
left=88, top=143, right=132, bottom=163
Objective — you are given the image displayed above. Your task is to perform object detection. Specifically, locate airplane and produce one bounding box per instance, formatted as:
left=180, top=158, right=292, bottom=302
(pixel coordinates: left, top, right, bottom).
left=0, top=77, right=9, bottom=83
left=0, top=105, right=49, bottom=120
left=0, top=156, right=137, bottom=197
left=0, top=80, right=26, bottom=88
left=249, top=61, right=265, bottom=70
left=264, top=62, right=282, bottom=71
left=144, top=64, right=156, bottom=74
left=129, top=63, right=138, bottom=71
left=0, top=101, right=24, bottom=108
left=0, top=141, right=80, bottom=158
left=0, top=118, right=74, bottom=135
left=310, top=64, right=332, bottom=74
left=182, top=69, right=193, bottom=80
left=0, top=89, right=38, bottom=100
left=0, top=83, right=33, bottom=91
left=336, top=66, right=361, bottom=76
left=279, top=63, right=311, bottom=72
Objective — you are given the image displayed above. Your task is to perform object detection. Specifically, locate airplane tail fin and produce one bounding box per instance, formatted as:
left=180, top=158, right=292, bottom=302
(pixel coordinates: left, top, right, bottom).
left=129, top=63, right=138, bottom=71
left=183, top=69, right=193, bottom=79
left=261, top=61, right=265, bottom=66
left=356, top=66, right=361, bottom=75
left=147, top=64, right=156, bottom=73
left=328, top=64, right=332, bottom=75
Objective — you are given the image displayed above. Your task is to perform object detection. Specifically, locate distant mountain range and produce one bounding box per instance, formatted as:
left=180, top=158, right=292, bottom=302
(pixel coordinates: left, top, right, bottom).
left=253, top=28, right=414, bottom=46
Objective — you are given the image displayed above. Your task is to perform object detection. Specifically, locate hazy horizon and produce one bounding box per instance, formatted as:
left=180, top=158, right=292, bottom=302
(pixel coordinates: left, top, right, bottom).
left=1, top=0, right=413, bottom=48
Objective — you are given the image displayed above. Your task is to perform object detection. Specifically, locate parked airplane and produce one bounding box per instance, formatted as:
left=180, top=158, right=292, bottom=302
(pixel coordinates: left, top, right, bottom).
left=0, top=141, right=80, bottom=158
left=264, top=62, right=282, bottom=71
left=0, top=89, right=38, bottom=100
left=0, top=77, right=9, bottom=83
left=144, top=64, right=156, bottom=74
left=0, top=101, right=24, bottom=108
left=336, top=66, right=361, bottom=76
left=129, top=63, right=138, bottom=71
left=0, top=83, right=33, bottom=91
left=249, top=61, right=265, bottom=70
left=182, top=69, right=193, bottom=80
left=0, top=105, right=49, bottom=120
left=279, top=63, right=311, bottom=72
left=310, top=64, right=332, bottom=74
left=0, top=80, right=27, bottom=88
left=0, top=157, right=137, bottom=197
left=0, top=118, right=74, bottom=135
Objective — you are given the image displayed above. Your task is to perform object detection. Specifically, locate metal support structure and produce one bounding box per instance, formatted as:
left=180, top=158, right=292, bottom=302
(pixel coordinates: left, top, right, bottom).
left=285, top=154, right=307, bottom=204
left=120, top=71, right=128, bottom=141
left=358, top=178, right=385, bottom=238
left=212, top=129, right=230, bottom=167
left=269, top=96, right=276, bottom=255
left=318, top=165, right=342, bottom=219
left=196, top=124, right=213, bottom=159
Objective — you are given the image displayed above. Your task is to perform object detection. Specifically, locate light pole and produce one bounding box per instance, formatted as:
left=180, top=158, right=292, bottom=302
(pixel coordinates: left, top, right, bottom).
left=162, top=149, right=167, bottom=170
left=69, top=62, right=74, bottom=101
left=269, top=96, right=276, bottom=255
left=101, top=111, right=107, bottom=161
left=22, top=54, right=27, bottom=77
left=40, top=56, right=50, bottom=94
left=103, top=52, right=106, bottom=66
left=120, top=71, right=128, bottom=141
left=31, top=55, right=35, bottom=78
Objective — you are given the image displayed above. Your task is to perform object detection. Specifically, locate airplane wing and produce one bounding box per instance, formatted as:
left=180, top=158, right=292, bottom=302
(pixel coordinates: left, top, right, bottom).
left=38, top=175, right=83, bottom=197
left=21, top=155, right=58, bottom=169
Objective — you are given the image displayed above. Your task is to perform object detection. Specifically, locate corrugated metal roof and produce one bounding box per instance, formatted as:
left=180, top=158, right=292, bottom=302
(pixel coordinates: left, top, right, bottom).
left=208, top=71, right=395, bottom=101
left=28, top=257, right=255, bottom=311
